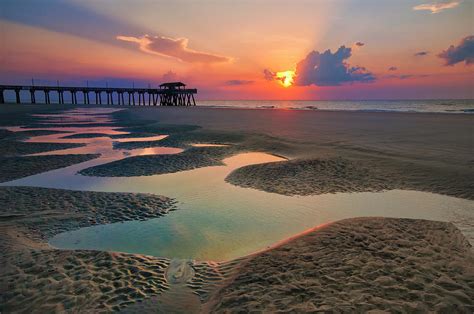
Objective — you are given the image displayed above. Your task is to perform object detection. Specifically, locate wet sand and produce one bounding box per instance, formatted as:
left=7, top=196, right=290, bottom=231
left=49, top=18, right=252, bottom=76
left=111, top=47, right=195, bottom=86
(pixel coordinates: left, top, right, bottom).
left=76, top=107, right=474, bottom=199
left=1, top=104, right=473, bottom=312
left=80, top=146, right=241, bottom=177
left=0, top=186, right=177, bottom=312
left=226, top=156, right=474, bottom=199
left=0, top=154, right=100, bottom=183
left=0, top=110, right=102, bottom=182
left=0, top=186, right=239, bottom=313
left=128, top=107, right=474, bottom=199
left=209, top=218, right=474, bottom=312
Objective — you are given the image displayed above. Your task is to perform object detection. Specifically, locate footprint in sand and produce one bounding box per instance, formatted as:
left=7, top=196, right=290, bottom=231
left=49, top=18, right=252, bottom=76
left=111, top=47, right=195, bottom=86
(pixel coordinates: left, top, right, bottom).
left=121, top=259, right=201, bottom=313
left=165, top=259, right=195, bottom=285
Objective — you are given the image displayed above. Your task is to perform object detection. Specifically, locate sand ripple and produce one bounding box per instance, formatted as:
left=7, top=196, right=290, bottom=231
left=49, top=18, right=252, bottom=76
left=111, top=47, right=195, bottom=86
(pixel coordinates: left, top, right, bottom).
left=1, top=250, right=170, bottom=312
left=210, top=217, right=474, bottom=312
left=226, top=157, right=474, bottom=199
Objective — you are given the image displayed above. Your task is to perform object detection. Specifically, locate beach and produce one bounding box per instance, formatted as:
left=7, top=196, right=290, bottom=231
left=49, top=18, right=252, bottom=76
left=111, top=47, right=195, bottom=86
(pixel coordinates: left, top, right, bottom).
left=0, top=104, right=473, bottom=312
left=130, top=106, right=474, bottom=199
left=209, top=217, right=474, bottom=312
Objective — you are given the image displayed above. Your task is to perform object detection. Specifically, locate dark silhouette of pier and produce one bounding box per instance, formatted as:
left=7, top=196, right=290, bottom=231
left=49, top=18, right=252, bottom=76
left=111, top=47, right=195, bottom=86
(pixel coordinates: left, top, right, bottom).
left=0, top=82, right=197, bottom=106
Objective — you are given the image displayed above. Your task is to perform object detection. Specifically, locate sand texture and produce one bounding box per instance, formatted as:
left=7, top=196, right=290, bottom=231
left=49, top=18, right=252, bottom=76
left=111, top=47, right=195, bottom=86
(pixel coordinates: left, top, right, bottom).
left=226, top=156, right=474, bottom=199
left=120, top=259, right=242, bottom=313
left=21, top=122, right=118, bottom=128
left=79, top=146, right=240, bottom=177
left=0, top=129, right=70, bottom=141
left=114, top=128, right=245, bottom=150
left=117, top=123, right=201, bottom=136
left=61, top=132, right=112, bottom=139
left=1, top=249, right=171, bottom=312
left=0, top=186, right=177, bottom=241
left=81, top=121, right=299, bottom=178
left=0, top=186, right=239, bottom=313
left=0, top=141, right=85, bottom=157
left=129, top=107, right=474, bottom=200
left=226, top=157, right=387, bottom=196
left=0, top=186, right=180, bottom=312
left=0, top=118, right=100, bottom=183
left=0, top=129, right=84, bottom=158
left=0, top=154, right=100, bottom=183
left=112, top=121, right=298, bottom=157
left=0, top=105, right=67, bottom=126
left=210, top=217, right=474, bottom=313
left=1, top=105, right=473, bottom=312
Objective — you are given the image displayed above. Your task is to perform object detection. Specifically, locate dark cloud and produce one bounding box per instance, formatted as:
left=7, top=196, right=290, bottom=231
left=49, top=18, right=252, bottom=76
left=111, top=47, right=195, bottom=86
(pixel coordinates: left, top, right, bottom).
left=384, top=74, right=430, bottom=80
left=386, top=74, right=413, bottom=80
left=388, top=66, right=398, bottom=71
left=263, top=69, right=276, bottom=81
left=225, top=80, right=254, bottom=86
left=355, top=42, right=365, bottom=47
left=117, top=35, right=231, bottom=64
left=414, top=51, right=429, bottom=57
left=293, top=46, right=375, bottom=86
left=438, top=35, right=474, bottom=66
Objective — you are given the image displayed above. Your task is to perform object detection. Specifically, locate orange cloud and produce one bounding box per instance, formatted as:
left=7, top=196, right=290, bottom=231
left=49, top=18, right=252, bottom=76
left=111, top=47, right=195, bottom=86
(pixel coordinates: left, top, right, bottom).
left=116, top=34, right=231, bottom=64
left=413, top=1, right=461, bottom=14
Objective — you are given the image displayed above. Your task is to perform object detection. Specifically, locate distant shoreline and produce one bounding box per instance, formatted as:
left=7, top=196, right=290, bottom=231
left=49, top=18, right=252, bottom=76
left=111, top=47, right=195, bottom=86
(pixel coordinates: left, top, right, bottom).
left=2, top=100, right=473, bottom=114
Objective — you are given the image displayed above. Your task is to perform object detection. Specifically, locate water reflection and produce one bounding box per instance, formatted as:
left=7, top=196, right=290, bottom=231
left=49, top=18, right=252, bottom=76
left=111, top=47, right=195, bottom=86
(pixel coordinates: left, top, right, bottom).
left=4, top=150, right=473, bottom=261
left=1, top=108, right=473, bottom=262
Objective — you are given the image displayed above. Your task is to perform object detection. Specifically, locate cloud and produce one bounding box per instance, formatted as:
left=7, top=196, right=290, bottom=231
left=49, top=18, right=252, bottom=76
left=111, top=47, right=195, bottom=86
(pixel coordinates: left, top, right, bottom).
left=263, top=69, right=276, bottom=81
left=293, top=46, right=375, bottom=86
left=161, top=70, right=178, bottom=82
left=262, top=69, right=291, bottom=85
left=224, top=80, right=255, bottom=86
left=388, top=66, right=398, bottom=71
left=385, top=74, right=414, bottom=80
left=384, top=74, right=430, bottom=80
left=414, top=51, right=429, bottom=56
left=352, top=42, right=365, bottom=50
left=413, top=0, right=461, bottom=13
left=438, top=35, right=474, bottom=66
left=117, top=34, right=231, bottom=64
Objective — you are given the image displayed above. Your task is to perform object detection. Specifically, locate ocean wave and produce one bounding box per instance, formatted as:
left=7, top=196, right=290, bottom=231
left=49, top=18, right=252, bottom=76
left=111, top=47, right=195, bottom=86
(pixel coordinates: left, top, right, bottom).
left=197, top=101, right=474, bottom=114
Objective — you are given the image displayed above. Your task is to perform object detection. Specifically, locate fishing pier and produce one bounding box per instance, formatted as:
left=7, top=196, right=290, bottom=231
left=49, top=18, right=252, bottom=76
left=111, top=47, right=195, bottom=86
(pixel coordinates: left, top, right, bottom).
left=0, top=82, right=197, bottom=106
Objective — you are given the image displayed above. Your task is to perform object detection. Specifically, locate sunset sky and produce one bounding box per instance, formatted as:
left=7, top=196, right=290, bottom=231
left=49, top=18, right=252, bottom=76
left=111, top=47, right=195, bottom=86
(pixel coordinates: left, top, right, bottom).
left=1, top=0, right=473, bottom=100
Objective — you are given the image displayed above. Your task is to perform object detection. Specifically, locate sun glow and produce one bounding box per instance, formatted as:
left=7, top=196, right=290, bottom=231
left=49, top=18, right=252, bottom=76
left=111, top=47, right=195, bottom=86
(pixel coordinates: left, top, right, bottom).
left=276, top=70, right=295, bottom=87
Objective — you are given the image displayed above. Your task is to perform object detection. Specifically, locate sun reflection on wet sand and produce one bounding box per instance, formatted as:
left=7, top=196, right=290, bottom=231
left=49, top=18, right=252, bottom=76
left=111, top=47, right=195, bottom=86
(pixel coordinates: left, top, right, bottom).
left=114, top=135, right=168, bottom=142
left=191, top=143, right=229, bottom=147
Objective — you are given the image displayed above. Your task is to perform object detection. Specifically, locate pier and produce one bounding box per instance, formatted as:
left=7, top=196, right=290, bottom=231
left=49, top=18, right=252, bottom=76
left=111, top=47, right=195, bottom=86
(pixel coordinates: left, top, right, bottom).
left=0, top=82, right=197, bottom=106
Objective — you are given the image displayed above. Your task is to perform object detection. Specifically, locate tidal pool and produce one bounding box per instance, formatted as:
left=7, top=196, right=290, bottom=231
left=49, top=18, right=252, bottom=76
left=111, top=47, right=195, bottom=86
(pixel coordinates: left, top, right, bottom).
left=2, top=108, right=473, bottom=262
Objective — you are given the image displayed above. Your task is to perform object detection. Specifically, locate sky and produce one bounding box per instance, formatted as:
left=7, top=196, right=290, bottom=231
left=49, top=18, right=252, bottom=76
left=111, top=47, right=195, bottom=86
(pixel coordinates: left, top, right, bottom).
left=0, top=0, right=473, bottom=100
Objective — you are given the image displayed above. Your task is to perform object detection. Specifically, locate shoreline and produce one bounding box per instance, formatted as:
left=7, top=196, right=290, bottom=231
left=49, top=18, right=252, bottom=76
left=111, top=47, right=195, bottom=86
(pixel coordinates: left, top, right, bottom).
left=2, top=101, right=474, bottom=115
left=197, top=105, right=474, bottom=115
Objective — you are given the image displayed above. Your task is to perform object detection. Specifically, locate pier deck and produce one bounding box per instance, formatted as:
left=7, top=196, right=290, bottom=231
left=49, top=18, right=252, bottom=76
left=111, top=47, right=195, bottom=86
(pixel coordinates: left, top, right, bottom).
left=0, top=82, right=197, bottom=106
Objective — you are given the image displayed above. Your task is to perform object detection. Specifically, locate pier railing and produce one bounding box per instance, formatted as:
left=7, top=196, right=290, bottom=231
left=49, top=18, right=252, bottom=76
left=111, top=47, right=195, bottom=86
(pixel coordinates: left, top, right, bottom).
left=0, top=83, right=197, bottom=106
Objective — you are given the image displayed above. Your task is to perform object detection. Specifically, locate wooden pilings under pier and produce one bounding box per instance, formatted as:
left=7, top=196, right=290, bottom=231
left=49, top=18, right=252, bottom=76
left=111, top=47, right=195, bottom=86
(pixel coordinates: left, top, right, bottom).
left=0, top=82, right=197, bottom=106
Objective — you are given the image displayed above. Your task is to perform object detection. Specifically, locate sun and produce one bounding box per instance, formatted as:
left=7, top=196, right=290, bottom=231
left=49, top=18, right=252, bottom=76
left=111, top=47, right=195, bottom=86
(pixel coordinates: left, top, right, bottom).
left=276, top=70, right=295, bottom=88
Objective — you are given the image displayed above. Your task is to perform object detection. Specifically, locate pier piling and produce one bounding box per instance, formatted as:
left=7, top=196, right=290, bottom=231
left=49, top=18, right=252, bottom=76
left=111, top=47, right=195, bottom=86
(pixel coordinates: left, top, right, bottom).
left=15, top=89, right=21, bottom=104
left=0, top=82, right=197, bottom=106
left=30, top=90, right=36, bottom=104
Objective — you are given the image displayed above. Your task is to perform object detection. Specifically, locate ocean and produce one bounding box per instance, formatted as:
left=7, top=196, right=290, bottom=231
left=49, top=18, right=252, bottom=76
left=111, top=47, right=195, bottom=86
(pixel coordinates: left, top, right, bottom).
left=197, top=99, right=474, bottom=114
